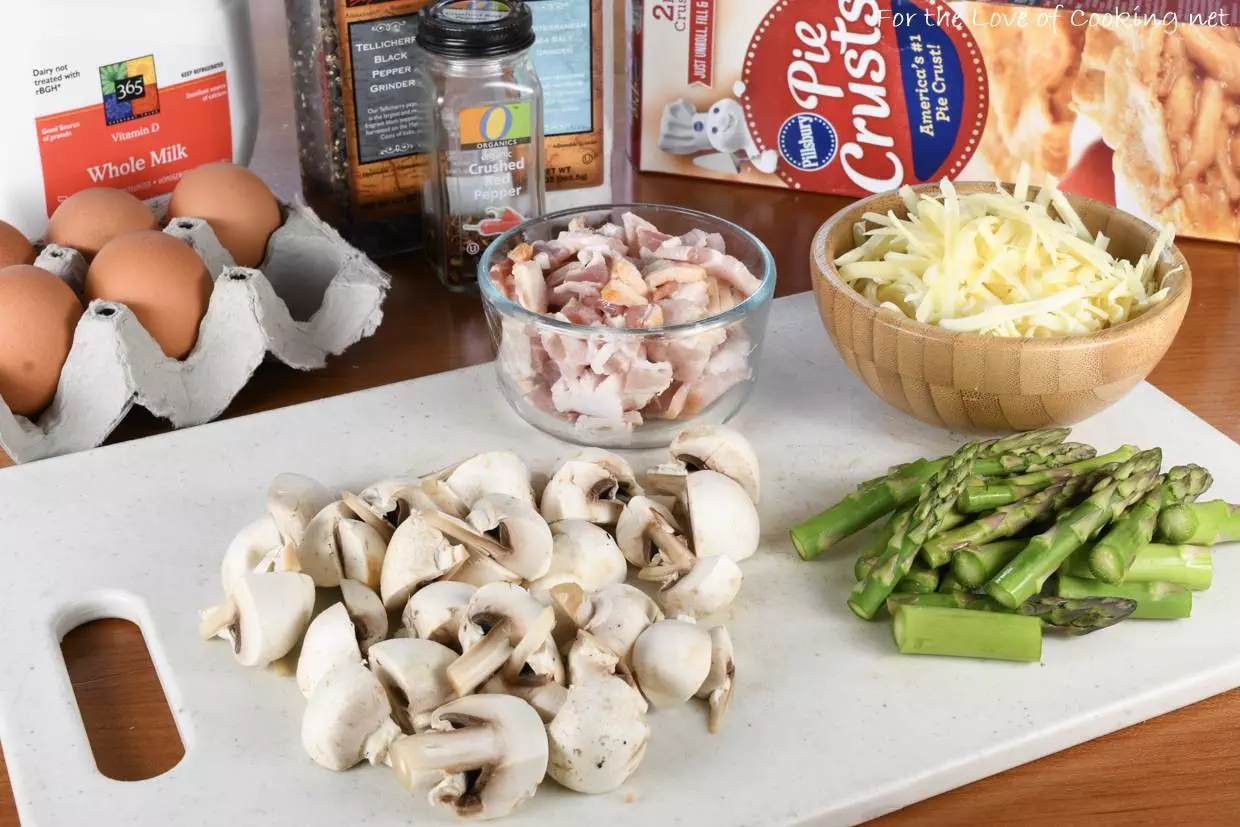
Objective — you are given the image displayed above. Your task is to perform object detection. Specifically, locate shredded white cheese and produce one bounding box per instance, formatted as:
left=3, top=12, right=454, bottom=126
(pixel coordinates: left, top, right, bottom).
left=835, top=168, right=1181, bottom=338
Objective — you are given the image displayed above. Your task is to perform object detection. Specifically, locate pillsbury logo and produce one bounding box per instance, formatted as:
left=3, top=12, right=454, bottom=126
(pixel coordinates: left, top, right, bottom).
left=777, top=112, right=837, bottom=172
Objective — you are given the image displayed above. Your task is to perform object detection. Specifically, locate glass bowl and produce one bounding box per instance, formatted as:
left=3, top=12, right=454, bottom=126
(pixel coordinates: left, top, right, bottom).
left=478, top=203, right=776, bottom=449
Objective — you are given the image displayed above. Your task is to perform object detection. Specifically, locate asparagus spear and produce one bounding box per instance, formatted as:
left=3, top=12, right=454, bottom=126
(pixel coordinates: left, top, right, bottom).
left=855, top=508, right=968, bottom=580
left=888, top=593, right=1137, bottom=635
left=792, top=429, right=1071, bottom=559
left=957, top=445, right=1140, bottom=513
left=922, top=476, right=1088, bottom=569
left=894, top=561, right=940, bottom=594
left=951, top=539, right=1027, bottom=589
left=1056, top=575, right=1192, bottom=620
left=891, top=605, right=1042, bottom=662
left=1158, top=500, right=1240, bottom=546
left=937, top=570, right=969, bottom=593
left=975, top=441, right=1096, bottom=476
left=986, top=450, right=1163, bottom=609
left=1062, top=543, right=1212, bottom=591
left=1089, top=465, right=1213, bottom=583
left=792, top=463, right=939, bottom=560
left=849, top=442, right=981, bottom=620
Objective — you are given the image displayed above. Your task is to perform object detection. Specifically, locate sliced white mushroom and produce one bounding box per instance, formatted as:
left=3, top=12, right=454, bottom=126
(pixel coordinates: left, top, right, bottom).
left=438, top=452, right=535, bottom=509
left=616, top=496, right=694, bottom=578
left=416, top=477, right=468, bottom=519
left=341, top=579, right=388, bottom=652
left=337, top=518, right=387, bottom=591
left=547, top=632, right=650, bottom=794
left=220, top=515, right=284, bottom=595
left=352, top=476, right=443, bottom=527
left=580, top=583, right=663, bottom=663
left=657, top=555, right=743, bottom=618
left=695, top=626, right=735, bottom=734
left=631, top=616, right=712, bottom=709
left=389, top=694, right=549, bottom=821
left=460, top=494, right=554, bottom=580
left=339, top=490, right=397, bottom=542
left=481, top=673, right=568, bottom=723
left=526, top=520, right=628, bottom=599
left=302, top=660, right=403, bottom=771
left=296, top=501, right=354, bottom=587
left=539, top=450, right=641, bottom=525
left=644, top=461, right=690, bottom=498
left=546, top=581, right=593, bottom=651
left=449, top=583, right=563, bottom=696
left=402, top=580, right=477, bottom=651
left=198, top=570, right=315, bottom=668
left=296, top=603, right=363, bottom=698
left=379, top=513, right=469, bottom=612
left=671, top=425, right=761, bottom=503
left=267, top=473, right=335, bottom=547
left=368, top=638, right=457, bottom=733
left=449, top=553, right=522, bottom=588
left=682, top=471, right=760, bottom=562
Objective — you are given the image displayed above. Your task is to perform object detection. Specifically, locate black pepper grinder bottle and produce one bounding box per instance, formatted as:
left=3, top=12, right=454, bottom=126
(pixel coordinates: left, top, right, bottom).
left=283, top=0, right=434, bottom=259
left=416, top=0, right=545, bottom=290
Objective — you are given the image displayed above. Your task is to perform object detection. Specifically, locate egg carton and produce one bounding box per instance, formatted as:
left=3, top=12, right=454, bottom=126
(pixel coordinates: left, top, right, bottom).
left=0, top=200, right=391, bottom=464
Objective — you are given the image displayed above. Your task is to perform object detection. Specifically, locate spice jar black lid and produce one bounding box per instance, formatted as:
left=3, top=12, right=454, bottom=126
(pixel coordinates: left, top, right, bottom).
left=416, top=1, right=535, bottom=59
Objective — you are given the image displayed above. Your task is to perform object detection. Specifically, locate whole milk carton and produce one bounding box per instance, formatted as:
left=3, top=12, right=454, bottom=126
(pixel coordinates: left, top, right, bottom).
left=629, top=0, right=1240, bottom=242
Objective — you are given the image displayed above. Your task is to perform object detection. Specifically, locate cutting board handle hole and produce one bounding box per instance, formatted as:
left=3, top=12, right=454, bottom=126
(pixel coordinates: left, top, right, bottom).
left=61, top=619, right=185, bottom=781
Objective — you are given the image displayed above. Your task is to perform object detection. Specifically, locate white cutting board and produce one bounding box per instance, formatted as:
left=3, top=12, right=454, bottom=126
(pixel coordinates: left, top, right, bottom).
left=2, top=293, right=1239, bottom=827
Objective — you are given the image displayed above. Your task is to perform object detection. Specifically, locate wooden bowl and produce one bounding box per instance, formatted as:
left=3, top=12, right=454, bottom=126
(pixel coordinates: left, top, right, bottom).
left=811, top=183, right=1191, bottom=432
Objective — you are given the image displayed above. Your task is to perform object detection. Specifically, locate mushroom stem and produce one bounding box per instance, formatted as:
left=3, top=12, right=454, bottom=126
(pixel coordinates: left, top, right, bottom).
left=198, top=597, right=238, bottom=640
left=447, top=620, right=514, bottom=696
left=392, top=727, right=502, bottom=774
left=420, top=510, right=512, bottom=564
left=341, top=490, right=396, bottom=541
left=505, top=606, right=556, bottom=678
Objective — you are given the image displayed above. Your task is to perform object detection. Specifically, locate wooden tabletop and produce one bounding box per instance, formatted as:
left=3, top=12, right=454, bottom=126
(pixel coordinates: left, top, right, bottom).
left=4, top=0, right=1240, bottom=824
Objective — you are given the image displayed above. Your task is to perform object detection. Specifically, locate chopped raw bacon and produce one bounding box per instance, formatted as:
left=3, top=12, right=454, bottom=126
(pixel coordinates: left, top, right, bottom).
left=493, top=210, right=763, bottom=434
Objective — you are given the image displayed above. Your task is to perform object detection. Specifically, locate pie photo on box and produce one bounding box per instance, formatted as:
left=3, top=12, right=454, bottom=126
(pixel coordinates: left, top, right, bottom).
left=1075, top=22, right=1240, bottom=243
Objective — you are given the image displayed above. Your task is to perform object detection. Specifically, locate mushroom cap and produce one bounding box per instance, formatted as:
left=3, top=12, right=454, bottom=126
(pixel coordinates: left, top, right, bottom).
left=671, top=425, right=761, bottom=503
left=340, top=579, right=388, bottom=653
left=539, top=460, right=626, bottom=525
left=547, top=633, right=651, bottom=794
left=368, top=637, right=457, bottom=733
left=685, top=471, right=760, bottom=563
left=465, top=494, right=554, bottom=581
left=658, top=555, right=743, bottom=617
left=526, top=520, right=628, bottom=599
left=615, top=496, right=683, bottom=568
left=442, top=452, right=535, bottom=509
left=231, top=570, right=315, bottom=667
left=390, top=694, right=549, bottom=820
left=583, top=583, right=664, bottom=663
left=337, top=518, right=387, bottom=591
left=631, top=618, right=712, bottom=708
left=301, top=660, right=402, bottom=771
left=296, top=602, right=363, bottom=698
left=267, top=473, right=335, bottom=547
left=297, top=501, right=354, bottom=587
left=401, top=580, right=477, bottom=650
left=355, top=476, right=428, bottom=526
left=379, top=512, right=469, bottom=612
left=571, top=449, right=642, bottom=497
left=220, top=515, right=283, bottom=595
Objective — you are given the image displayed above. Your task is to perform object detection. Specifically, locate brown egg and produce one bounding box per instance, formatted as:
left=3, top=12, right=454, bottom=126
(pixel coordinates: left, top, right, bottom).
left=0, top=221, right=35, bottom=269
left=0, top=265, right=83, bottom=417
left=87, top=231, right=212, bottom=360
left=47, top=188, right=159, bottom=259
left=168, top=162, right=282, bottom=268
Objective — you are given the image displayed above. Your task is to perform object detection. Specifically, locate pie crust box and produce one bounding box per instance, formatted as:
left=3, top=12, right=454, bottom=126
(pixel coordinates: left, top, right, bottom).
left=629, top=0, right=1240, bottom=243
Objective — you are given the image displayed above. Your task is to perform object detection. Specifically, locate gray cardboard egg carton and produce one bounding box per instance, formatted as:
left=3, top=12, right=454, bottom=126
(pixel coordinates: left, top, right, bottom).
left=0, top=200, right=391, bottom=464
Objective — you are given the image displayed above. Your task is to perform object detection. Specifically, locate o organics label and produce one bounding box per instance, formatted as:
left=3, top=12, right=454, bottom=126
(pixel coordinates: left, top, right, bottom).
left=740, top=0, right=987, bottom=195
left=460, top=102, right=532, bottom=149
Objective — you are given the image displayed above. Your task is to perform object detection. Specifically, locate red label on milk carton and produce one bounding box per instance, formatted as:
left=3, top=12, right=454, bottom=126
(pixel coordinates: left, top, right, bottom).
left=739, top=0, right=987, bottom=195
